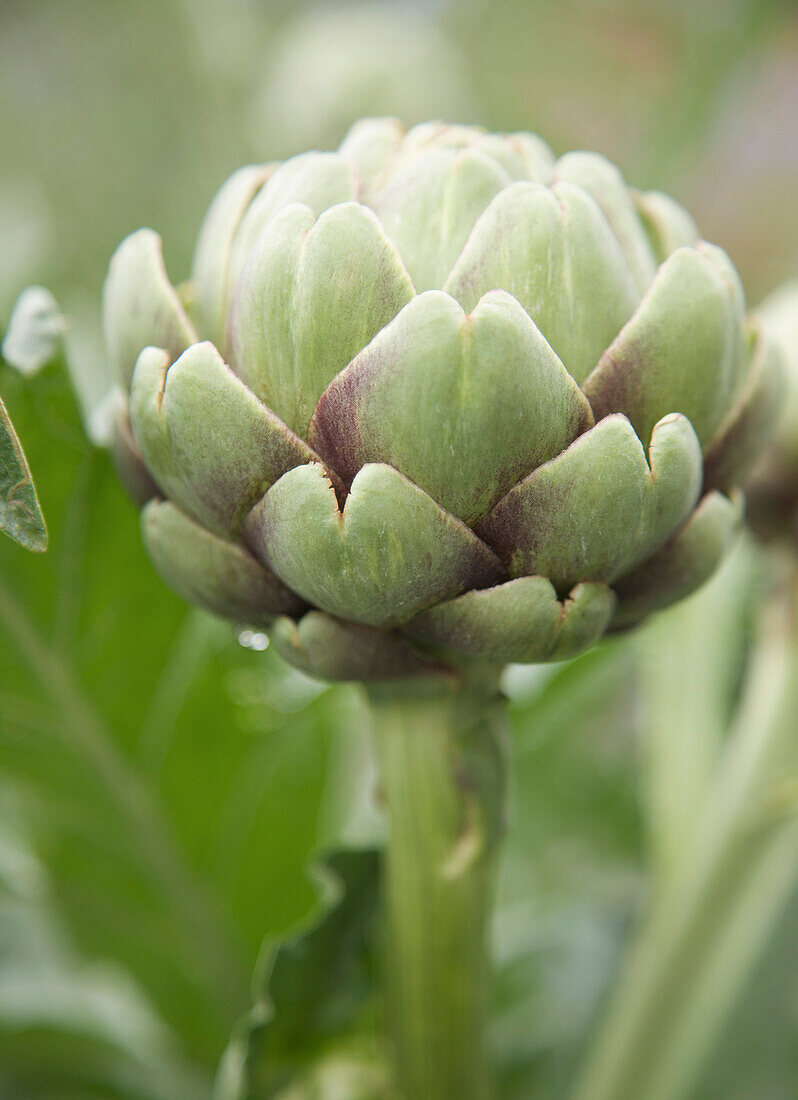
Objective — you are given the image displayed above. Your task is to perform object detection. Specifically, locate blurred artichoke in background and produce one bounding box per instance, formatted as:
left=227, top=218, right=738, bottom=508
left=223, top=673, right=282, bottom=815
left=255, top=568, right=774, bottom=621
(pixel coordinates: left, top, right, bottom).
left=101, top=119, right=783, bottom=681
left=745, top=280, right=798, bottom=542
left=250, top=3, right=473, bottom=156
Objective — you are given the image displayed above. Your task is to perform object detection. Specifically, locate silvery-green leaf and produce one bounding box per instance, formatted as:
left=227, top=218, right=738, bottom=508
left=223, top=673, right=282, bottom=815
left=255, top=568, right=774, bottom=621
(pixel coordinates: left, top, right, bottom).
left=130, top=342, right=319, bottom=536
left=102, top=229, right=197, bottom=391
left=230, top=201, right=414, bottom=438
left=584, top=245, right=747, bottom=447
left=371, top=145, right=510, bottom=291
left=554, top=150, right=657, bottom=293
left=477, top=413, right=702, bottom=592
left=445, top=180, right=640, bottom=384
left=0, top=395, right=47, bottom=551
left=244, top=462, right=503, bottom=628
left=310, top=289, right=592, bottom=525
left=142, top=500, right=304, bottom=625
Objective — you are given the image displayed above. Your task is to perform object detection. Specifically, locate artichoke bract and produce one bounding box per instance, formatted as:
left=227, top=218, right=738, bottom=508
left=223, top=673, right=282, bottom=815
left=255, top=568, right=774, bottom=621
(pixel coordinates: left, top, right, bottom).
left=744, top=281, right=798, bottom=543
left=102, top=119, right=783, bottom=681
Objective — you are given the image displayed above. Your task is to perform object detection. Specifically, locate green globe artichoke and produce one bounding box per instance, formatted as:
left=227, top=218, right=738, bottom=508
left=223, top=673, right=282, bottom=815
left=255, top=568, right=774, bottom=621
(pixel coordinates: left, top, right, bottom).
left=744, top=280, right=798, bottom=543
left=102, top=119, right=783, bottom=681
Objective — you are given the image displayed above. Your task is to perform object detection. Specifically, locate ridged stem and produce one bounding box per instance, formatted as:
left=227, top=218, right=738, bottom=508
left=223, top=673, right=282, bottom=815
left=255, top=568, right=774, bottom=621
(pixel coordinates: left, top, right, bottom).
left=368, top=669, right=507, bottom=1100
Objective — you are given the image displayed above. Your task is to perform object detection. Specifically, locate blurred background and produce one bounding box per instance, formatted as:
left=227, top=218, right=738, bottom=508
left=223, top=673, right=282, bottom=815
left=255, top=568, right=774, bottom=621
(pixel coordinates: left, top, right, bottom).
left=1, top=1, right=798, bottom=1097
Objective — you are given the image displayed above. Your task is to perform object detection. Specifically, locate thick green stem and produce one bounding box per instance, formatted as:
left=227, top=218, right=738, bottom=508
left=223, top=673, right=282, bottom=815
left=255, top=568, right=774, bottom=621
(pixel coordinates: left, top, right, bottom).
left=368, top=670, right=507, bottom=1100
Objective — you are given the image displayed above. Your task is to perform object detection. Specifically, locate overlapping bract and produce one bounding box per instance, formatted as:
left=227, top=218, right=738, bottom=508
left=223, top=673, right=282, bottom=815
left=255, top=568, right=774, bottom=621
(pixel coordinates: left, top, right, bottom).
left=743, top=281, right=798, bottom=543
left=101, top=119, right=783, bottom=680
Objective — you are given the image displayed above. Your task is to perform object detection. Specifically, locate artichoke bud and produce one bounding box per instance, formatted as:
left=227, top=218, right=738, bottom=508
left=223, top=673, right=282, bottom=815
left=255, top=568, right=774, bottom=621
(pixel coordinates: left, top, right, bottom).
left=99, top=119, right=782, bottom=681
left=744, top=281, right=798, bottom=543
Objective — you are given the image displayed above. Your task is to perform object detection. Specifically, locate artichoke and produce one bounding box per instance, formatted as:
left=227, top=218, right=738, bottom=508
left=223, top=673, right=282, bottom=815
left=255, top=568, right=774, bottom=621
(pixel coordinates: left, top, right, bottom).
left=744, top=280, right=798, bottom=543
left=101, top=119, right=783, bottom=681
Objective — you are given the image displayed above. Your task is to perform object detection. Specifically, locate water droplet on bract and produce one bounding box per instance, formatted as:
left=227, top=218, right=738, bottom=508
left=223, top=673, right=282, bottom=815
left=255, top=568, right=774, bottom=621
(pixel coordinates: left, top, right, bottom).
left=237, top=628, right=270, bottom=651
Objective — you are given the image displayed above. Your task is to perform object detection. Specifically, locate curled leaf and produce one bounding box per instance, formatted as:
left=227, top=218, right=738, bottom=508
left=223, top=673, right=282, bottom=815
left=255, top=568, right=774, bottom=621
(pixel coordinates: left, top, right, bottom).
left=216, top=849, right=384, bottom=1100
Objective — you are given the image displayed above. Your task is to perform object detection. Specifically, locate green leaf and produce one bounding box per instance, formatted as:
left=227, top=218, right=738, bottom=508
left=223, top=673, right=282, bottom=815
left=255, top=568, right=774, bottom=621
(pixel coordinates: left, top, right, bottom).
left=0, top=882, right=210, bottom=1100
left=0, top=365, right=341, bottom=1076
left=0, top=394, right=47, bottom=551
left=216, top=848, right=384, bottom=1100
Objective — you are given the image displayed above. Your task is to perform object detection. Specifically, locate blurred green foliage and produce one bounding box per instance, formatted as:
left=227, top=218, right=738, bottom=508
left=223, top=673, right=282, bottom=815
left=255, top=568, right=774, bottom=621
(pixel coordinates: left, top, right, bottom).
left=1, top=0, right=798, bottom=1096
